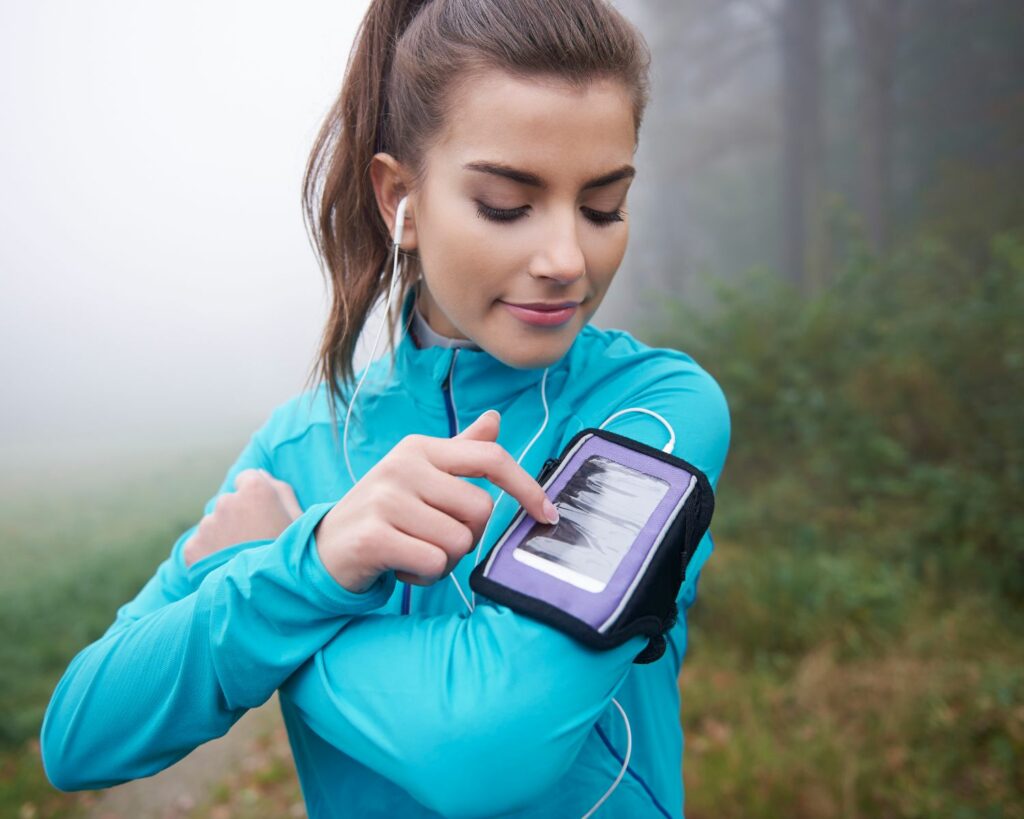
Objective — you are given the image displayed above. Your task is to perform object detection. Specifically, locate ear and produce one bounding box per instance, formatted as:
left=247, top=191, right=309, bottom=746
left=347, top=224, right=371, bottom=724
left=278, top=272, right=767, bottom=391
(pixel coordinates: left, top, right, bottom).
left=369, top=152, right=417, bottom=251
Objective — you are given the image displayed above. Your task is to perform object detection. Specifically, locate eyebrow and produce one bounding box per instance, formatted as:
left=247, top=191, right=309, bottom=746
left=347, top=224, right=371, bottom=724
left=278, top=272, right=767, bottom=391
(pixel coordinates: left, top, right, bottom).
left=463, top=160, right=636, bottom=190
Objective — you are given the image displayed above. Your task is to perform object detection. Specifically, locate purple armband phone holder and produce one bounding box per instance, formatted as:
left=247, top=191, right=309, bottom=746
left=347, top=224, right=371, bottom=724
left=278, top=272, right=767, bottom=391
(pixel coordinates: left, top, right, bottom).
left=469, top=426, right=714, bottom=664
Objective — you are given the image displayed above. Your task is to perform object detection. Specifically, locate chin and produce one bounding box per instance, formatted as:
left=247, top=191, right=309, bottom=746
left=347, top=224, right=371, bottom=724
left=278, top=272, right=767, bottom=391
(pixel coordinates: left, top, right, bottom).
left=490, top=334, right=575, bottom=371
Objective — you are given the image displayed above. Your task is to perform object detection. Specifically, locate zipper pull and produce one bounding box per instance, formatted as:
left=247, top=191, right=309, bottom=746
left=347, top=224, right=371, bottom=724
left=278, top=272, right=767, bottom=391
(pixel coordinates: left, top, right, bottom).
left=538, top=457, right=558, bottom=483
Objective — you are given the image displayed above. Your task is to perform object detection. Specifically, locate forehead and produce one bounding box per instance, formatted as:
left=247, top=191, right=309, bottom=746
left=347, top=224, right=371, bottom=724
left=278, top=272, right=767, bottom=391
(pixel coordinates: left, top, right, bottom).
left=429, top=68, right=636, bottom=184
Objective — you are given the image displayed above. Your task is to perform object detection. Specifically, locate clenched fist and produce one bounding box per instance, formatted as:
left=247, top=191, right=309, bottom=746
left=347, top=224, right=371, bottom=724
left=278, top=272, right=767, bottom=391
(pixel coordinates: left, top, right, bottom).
left=183, top=468, right=304, bottom=567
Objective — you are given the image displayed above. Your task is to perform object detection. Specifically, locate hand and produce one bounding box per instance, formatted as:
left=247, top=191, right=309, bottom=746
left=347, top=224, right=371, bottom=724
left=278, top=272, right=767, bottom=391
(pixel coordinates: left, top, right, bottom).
left=314, top=410, right=559, bottom=594
left=183, top=468, right=303, bottom=567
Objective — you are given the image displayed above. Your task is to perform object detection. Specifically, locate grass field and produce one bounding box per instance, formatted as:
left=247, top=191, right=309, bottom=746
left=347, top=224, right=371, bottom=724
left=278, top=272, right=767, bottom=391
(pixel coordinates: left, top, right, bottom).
left=681, top=536, right=1024, bottom=819
left=0, top=446, right=239, bottom=818
left=2, top=449, right=1021, bottom=818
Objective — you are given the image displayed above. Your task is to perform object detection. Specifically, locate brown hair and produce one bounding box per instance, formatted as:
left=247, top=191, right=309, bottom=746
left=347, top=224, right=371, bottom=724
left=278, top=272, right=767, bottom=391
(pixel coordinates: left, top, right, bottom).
left=300, top=0, right=651, bottom=433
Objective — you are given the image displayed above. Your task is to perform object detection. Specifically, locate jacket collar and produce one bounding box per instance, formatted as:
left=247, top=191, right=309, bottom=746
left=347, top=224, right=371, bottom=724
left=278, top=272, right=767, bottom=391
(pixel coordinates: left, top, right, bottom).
left=390, top=284, right=569, bottom=416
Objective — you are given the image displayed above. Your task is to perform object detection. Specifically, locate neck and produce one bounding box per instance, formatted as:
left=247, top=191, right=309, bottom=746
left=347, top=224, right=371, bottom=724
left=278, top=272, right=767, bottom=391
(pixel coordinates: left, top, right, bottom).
left=411, top=282, right=482, bottom=350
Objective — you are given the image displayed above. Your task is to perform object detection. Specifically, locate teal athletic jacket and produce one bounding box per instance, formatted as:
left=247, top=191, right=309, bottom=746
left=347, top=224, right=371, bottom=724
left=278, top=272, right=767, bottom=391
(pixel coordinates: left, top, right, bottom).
left=41, top=285, right=730, bottom=818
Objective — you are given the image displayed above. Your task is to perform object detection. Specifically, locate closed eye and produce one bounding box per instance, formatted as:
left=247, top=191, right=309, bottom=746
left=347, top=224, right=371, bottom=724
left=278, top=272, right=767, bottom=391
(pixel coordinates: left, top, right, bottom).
left=474, top=202, right=625, bottom=227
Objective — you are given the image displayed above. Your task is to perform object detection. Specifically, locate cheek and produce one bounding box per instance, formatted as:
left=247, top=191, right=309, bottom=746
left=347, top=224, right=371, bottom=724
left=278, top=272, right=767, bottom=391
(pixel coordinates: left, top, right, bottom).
left=444, top=230, right=496, bottom=292
left=608, top=229, right=629, bottom=270
left=441, top=219, right=524, bottom=291
left=585, top=224, right=629, bottom=279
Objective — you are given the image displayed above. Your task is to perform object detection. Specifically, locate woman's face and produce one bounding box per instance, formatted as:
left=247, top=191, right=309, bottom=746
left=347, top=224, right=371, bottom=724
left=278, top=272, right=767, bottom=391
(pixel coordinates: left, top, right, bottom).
left=375, top=68, right=637, bottom=369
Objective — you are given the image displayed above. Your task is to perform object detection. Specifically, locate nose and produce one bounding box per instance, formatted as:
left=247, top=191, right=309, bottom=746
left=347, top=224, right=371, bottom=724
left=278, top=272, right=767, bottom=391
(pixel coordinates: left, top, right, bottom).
left=527, top=209, right=586, bottom=286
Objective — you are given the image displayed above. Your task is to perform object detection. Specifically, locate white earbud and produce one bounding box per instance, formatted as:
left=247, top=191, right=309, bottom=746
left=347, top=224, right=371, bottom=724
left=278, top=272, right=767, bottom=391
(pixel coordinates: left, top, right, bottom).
left=393, top=195, right=409, bottom=247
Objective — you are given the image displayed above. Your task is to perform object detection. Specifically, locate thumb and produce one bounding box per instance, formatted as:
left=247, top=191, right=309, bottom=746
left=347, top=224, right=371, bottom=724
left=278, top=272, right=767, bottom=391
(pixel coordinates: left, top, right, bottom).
left=456, top=409, right=500, bottom=440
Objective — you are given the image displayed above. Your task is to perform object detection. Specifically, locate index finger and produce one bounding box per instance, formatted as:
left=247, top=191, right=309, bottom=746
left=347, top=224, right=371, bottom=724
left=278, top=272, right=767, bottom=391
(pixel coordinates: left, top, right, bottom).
left=422, top=438, right=559, bottom=525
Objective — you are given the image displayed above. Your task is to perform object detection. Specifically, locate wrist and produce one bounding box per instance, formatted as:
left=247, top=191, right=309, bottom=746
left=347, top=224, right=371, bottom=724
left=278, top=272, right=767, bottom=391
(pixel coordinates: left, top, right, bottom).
left=313, top=516, right=378, bottom=595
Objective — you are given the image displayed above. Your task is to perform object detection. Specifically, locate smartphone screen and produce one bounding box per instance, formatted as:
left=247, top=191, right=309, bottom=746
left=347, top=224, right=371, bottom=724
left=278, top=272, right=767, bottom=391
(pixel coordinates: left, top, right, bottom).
left=515, top=454, right=670, bottom=589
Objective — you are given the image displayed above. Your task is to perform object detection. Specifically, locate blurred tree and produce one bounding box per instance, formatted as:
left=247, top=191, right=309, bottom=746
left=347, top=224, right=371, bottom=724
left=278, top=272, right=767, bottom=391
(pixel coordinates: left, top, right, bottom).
left=619, top=0, right=1022, bottom=321
left=896, top=0, right=1024, bottom=251
left=623, top=0, right=779, bottom=309
left=841, top=0, right=905, bottom=254
left=779, top=0, right=825, bottom=292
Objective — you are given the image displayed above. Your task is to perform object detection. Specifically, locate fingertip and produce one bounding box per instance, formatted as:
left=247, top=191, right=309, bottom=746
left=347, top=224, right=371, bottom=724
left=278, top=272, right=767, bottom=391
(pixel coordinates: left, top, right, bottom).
left=542, top=497, right=560, bottom=525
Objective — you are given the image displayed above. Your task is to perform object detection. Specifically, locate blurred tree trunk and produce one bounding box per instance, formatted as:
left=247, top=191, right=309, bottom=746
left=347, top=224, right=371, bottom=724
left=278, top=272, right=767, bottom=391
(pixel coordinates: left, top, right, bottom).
left=779, top=0, right=825, bottom=293
left=843, top=0, right=903, bottom=253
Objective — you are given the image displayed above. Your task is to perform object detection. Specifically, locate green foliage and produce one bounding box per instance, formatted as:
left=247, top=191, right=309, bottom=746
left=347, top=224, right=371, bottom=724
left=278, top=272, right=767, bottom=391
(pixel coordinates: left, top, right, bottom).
left=693, top=545, right=914, bottom=667
left=653, top=228, right=1024, bottom=606
left=0, top=450, right=234, bottom=750
left=655, top=222, right=1024, bottom=814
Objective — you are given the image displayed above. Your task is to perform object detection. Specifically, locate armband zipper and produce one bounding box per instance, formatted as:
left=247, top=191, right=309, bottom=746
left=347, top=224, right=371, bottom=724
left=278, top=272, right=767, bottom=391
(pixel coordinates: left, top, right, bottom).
left=538, top=457, right=558, bottom=484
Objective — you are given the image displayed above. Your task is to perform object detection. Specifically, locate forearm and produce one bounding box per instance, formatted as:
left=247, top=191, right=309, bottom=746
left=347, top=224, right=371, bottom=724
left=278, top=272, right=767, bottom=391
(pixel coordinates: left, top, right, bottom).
left=281, top=599, right=646, bottom=817
left=41, top=502, right=394, bottom=791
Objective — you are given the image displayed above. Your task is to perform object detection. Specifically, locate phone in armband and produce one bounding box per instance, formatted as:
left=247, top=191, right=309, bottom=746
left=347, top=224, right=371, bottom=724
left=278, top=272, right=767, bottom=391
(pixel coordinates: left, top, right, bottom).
left=469, top=426, right=715, bottom=664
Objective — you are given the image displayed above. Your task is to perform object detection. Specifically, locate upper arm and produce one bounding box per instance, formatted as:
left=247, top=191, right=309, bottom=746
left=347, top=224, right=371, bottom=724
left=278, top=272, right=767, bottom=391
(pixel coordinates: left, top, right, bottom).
left=280, top=599, right=646, bottom=816
left=585, top=349, right=731, bottom=491
left=580, top=348, right=730, bottom=614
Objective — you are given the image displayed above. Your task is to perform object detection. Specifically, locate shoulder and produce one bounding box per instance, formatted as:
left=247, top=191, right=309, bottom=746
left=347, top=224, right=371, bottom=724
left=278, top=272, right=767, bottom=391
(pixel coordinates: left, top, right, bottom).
left=568, top=323, right=731, bottom=485
left=572, top=323, right=729, bottom=423
left=250, top=382, right=347, bottom=454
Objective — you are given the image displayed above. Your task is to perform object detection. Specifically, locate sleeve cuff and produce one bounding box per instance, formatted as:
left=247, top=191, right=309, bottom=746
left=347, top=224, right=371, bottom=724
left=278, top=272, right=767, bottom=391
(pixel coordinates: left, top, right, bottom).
left=185, top=538, right=275, bottom=591
left=297, top=502, right=397, bottom=613
left=179, top=501, right=396, bottom=616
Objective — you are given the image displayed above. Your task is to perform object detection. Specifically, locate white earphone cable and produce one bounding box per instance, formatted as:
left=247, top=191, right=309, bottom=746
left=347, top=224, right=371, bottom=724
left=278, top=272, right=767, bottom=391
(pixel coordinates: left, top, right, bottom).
left=343, top=196, right=408, bottom=486
left=581, top=697, right=633, bottom=819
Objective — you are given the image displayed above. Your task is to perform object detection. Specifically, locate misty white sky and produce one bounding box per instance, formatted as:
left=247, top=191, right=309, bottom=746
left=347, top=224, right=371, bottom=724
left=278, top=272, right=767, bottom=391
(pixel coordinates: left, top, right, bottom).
left=0, top=1, right=377, bottom=468
left=0, top=1, right=645, bottom=474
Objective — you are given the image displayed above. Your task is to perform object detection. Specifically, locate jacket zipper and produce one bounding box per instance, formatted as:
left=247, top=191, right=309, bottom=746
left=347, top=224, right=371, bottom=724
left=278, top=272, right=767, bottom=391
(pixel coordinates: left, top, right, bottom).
left=402, top=350, right=461, bottom=616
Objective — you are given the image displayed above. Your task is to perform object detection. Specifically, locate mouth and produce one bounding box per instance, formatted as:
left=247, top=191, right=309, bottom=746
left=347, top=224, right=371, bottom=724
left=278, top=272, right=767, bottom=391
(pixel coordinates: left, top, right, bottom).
left=505, top=300, right=581, bottom=310
left=499, top=300, right=579, bottom=327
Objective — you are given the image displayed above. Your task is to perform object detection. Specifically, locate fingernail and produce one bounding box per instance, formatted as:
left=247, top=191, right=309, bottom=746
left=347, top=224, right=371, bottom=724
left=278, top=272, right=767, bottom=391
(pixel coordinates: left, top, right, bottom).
left=543, top=498, right=559, bottom=524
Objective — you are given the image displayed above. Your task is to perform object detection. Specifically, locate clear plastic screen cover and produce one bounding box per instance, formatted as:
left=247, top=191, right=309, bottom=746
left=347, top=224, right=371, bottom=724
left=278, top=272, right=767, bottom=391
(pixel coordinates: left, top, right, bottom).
left=514, top=455, right=671, bottom=592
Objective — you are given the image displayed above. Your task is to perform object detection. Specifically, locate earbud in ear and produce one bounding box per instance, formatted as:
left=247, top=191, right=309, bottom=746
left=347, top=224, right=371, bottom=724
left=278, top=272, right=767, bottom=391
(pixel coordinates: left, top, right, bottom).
left=393, top=195, right=409, bottom=247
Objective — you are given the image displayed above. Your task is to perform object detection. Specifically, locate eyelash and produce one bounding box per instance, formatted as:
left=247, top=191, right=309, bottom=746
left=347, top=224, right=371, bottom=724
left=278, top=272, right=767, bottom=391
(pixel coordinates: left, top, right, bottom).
left=474, top=202, right=625, bottom=227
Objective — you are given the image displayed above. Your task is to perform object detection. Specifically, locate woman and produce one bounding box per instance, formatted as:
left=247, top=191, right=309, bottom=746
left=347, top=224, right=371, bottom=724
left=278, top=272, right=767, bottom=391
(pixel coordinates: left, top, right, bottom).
left=41, top=1, right=730, bottom=816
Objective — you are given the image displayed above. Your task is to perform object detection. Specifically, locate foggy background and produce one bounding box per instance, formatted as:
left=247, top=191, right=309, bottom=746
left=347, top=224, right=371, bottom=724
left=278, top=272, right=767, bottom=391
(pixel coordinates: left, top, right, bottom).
left=3, top=1, right=1021, bottom=817
left=1, top=1, right=373, bottom=472
left=0, top=0, right=653, bottom=475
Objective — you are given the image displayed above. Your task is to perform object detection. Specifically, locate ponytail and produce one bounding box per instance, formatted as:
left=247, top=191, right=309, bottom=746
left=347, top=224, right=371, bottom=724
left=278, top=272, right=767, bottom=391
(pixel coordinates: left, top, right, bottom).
left=301, top=0, right=431, bottom=439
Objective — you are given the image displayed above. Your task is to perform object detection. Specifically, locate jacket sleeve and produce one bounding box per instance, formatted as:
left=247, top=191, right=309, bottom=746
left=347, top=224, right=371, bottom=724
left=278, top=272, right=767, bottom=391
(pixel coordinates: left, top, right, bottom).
left=39, top=406, right=397, bottom=792
left=278, top=356, right=730, bottom=818
left=106, top=421, right=281, bottom=625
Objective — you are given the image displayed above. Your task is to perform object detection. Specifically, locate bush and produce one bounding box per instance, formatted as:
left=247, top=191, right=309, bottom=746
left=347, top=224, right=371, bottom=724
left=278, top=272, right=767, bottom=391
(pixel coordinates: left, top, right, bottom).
left=651, top=229, right=1024, bottom=604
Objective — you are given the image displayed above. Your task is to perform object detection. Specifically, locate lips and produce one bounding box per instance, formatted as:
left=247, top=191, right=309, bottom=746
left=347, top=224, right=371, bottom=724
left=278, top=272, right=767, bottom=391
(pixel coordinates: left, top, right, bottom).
left=505, top=301, right=580, bottom=311
left=501, top=300, right=579, bottom=327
